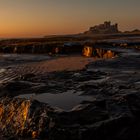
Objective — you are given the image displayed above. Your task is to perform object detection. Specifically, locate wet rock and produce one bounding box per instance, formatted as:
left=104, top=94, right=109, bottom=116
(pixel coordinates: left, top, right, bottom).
left=0, top=45, right=139, bottom=140
left=125, top=93, right=140, bottom=116
left=0, top=97, right=55, bottom=139
left=49, top=93, right=140, bottom=140
left=0, top=81, right=45, bottom=97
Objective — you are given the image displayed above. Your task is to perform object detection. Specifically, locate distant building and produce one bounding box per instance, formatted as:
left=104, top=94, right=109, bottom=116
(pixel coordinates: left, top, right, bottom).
left=84, top=21, right=119, bottom=34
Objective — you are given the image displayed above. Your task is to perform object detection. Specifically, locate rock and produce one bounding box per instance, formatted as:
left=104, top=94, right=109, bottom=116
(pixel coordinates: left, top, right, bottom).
left=0, top=81, right=44, bottom=97
left=0, top=97, right=55, bottom=139
left=0, top=42, right=140, bottom=140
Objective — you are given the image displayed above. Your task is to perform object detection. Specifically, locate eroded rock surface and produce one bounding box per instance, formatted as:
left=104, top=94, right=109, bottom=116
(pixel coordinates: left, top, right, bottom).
left=0, top=98, right=55, bottom=139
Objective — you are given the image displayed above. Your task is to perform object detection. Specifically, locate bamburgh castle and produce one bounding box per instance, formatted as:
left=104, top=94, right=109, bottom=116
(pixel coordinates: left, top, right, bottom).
left=84, top=21, right=119, bottom=34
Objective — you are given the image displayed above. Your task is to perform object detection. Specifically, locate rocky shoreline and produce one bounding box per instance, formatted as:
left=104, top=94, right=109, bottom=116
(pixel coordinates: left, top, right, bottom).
left=0, top=46, right=139, bottom=140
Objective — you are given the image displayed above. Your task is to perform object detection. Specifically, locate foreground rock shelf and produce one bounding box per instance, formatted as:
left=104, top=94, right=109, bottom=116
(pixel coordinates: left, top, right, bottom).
left=0, top=98, right=55, bottom=139
left=0, top=47, right=140, bottom=140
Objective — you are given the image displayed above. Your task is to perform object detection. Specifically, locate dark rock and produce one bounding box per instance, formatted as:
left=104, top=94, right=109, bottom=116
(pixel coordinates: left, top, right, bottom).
left=0, top=81, right=45, bottom=97
left=0, top=97, right=55, bottom=139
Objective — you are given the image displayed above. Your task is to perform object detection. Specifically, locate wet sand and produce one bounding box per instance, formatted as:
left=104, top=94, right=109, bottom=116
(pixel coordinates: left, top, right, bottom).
left=32, top=56, right=95, bottom=72
left=0, top=56, right=95, bottom=84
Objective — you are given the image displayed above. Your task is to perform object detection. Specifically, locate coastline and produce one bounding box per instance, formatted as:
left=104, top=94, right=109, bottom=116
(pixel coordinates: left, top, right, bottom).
left=0, top=42, right=139, bottom=139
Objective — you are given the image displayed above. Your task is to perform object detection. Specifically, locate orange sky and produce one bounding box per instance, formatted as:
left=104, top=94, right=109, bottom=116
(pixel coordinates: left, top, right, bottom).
left=0, top=0, right=140, bottom=38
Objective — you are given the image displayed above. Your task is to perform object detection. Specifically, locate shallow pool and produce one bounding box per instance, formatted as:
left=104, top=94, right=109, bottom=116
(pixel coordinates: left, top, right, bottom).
left=17, top=90, right=93, bottom=111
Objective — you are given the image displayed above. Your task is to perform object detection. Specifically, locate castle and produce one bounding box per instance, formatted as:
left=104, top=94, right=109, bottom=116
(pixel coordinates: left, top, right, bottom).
left=84, top=21, right=119, bottom=34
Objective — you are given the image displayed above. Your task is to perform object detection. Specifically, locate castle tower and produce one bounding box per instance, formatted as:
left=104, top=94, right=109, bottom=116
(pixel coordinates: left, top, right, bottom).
left=104, top=21, right=111, bottom=28
left=115, top=23, right=118, bottom=30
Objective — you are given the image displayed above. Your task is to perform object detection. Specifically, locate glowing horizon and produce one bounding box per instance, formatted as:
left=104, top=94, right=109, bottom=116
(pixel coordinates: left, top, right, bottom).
left=0, top=0, right=140, bottom=38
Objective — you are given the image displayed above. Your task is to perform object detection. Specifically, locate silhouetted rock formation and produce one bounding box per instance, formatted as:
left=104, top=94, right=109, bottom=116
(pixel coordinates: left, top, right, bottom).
left=84, top=21, right=119, bottom=34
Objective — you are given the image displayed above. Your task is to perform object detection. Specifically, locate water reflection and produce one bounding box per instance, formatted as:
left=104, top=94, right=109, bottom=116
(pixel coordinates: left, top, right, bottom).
left=16, top=90, right=93, bottom=111
left=83, top=46, right=118, bottom=58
